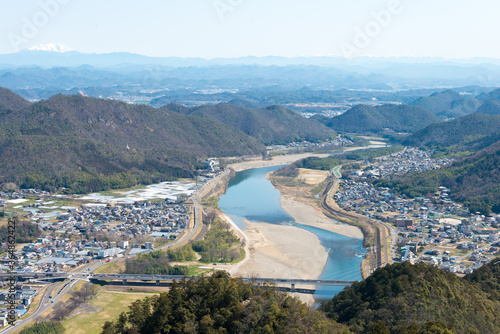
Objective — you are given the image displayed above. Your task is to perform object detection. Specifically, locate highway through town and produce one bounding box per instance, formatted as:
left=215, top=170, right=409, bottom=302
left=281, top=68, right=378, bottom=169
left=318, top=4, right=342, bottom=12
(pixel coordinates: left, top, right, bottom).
left=2, top=164, right=384, bottom=332
left=0, top=261, right=101, bottom=334
left=0, top=171, right=231, bottom=333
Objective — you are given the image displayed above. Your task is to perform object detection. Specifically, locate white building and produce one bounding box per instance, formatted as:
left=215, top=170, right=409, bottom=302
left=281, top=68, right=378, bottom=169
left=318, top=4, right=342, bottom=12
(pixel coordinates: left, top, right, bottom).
left=118, top=241, right=129, bottom=249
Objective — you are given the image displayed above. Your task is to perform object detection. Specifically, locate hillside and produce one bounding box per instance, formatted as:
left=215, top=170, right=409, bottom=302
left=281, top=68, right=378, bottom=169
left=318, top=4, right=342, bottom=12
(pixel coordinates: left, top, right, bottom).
left=169, top=103, right=335, bottom=145
left=410, top=89, right=480, bottom=119
left=373, top=141, right=500, bottom=214
left=464, top=256, right=500, bottom=300
left=476, top=99, right=500, bottom=115
left=321, top=261, right=500, bottom=334
left=0, top=87, right=31, bottom=111
left=313, top=104, right=441, bottom=134
left=402, top=113, right=500, bottom=153
left=476, top=87, right=500, bottom=101
left=0, top=91, right=266, bottom=192
left=101, top=271, right=347, bottom=334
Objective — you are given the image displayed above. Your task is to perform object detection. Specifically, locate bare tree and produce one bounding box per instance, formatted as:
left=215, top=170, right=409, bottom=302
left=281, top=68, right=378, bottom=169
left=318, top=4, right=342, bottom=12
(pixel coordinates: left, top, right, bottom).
left=81, top=282, right=96, bottom=301
left=204, top=209, right=218, bottom=225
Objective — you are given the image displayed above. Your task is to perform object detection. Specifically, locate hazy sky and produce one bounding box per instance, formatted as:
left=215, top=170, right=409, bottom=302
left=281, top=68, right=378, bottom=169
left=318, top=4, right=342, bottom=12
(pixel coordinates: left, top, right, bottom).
left=0, top=0, right=498, bottom=58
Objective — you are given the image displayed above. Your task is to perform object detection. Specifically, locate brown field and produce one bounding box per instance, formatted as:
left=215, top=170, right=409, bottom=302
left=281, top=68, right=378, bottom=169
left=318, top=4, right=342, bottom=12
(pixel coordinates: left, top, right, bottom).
left=297, top=168, right=329, bottom=185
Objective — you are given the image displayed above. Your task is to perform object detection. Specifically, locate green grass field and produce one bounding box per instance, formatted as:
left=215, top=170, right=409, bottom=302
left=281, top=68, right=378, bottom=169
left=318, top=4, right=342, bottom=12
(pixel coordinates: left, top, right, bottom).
left=62, top=291, right=156, bottom=334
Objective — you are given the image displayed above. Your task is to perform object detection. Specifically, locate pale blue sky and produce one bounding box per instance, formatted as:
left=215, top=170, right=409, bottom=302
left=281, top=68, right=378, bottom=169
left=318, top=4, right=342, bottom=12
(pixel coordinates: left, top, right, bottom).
left=0, top=0, right=498, bottom=58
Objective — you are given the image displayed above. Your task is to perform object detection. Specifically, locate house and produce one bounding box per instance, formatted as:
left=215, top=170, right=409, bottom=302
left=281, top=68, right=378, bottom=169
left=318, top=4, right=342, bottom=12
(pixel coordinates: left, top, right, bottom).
left=395, top=219, right=414, bottom=228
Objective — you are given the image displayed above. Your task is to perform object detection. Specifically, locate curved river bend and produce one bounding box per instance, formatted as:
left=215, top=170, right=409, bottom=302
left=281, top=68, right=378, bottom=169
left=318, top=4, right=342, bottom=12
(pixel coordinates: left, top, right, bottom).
left=218, top=165, right=365, bottom=303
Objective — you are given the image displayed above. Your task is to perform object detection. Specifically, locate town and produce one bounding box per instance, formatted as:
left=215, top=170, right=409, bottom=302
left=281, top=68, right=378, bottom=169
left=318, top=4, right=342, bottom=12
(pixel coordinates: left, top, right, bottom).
left=335, top=147, right=500, bottom=274
left=0, top=146, right=499, bottom=326
left=0, top=180, right=203, bottom=274
left=0, top=180, right=204, bottom=323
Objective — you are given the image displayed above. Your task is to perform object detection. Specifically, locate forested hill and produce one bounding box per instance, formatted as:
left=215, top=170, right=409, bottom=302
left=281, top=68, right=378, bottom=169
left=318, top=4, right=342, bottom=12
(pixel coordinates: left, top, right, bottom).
left=101, top=271, right=347, bottom=334
left=384, top=113, right=500, bottom=214
left=402, top=113, right=500, bottom=152
left=373, top=141, right=500, bottom=214
left=321, top=261, right=500, bottom=334
left=476, top=99, right=500, bottom=115
left=0, top=90, right=266, bottom=193
left=167, top=103, right=335, bottom=145
left=312, top=104, right=441, bottom=134
left=100, top=262, right=500, bottom=334
left=476, top=87, right=500, bottom=101
left=17, top=94, right=264, bottom=156
left=410, top=89, right=481, bottom=119
left=0, top=87, right=31, bottom=111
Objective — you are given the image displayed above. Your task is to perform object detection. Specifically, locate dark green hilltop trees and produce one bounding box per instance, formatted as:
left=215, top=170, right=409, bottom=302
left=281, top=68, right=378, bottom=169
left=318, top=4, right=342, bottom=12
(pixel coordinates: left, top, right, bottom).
left=100, top=261, right=500, bottom=334
left=0, top=219, right=42, bottom=243
left=100, top=271, right=348, bottom=334
left=321, top=260, right=500, bottom=334
left=475, top=99, right=500, bottom=116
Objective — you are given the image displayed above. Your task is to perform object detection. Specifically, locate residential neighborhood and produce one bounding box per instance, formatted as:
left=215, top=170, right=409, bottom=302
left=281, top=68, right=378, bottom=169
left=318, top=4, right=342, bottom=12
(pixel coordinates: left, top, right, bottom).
left=0, top=283, right=36, bottom=324
left=0, top=180, right=203, bottom=276
left=335, top=147, right=500, bottom=274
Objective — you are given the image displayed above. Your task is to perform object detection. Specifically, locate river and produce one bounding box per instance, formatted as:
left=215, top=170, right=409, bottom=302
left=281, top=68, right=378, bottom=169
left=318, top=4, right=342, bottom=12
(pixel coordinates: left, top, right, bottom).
left=218, top=165, right=365, bottom=304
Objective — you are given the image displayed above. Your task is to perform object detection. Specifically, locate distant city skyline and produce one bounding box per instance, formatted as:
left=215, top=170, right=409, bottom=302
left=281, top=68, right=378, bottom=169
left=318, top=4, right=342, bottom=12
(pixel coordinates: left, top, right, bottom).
left=1, top=0, right=499, bottom=59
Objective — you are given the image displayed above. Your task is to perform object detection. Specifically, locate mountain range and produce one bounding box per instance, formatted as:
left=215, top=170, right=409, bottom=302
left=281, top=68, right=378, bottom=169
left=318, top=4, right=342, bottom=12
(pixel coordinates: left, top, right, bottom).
left=410, top=89, right=481, bottom=119
left=476, top=99, right=500, bottom=115
left=402, top=113, right=500, bottom=152
left=0, top=88, right=336, bottom=193
left=1, top=44, right=500, bottom=69
left=169, top=103, right=334, bottom=145
left=312, top=104, right=442, bottom=134
left=2, top=46, right=500, bottom=93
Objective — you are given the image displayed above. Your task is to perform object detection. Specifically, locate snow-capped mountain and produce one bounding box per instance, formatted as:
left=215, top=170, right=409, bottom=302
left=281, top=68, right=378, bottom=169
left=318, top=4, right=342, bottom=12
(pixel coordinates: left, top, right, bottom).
left=28, top=43, right=74, bottom=53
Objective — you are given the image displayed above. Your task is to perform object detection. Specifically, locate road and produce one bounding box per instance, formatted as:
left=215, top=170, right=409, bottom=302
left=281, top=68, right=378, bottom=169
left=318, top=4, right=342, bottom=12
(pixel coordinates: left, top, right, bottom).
left=0, top=172, right=231, bottom=333
left=0, top=282, right=56, bottom=334
left=0, top=264, right=97, bottom=334
left=160, top=169, right=230, bottom=251
left=86, top=274, right=355, bottom=286
left=321, top=176, right=395, bottom=273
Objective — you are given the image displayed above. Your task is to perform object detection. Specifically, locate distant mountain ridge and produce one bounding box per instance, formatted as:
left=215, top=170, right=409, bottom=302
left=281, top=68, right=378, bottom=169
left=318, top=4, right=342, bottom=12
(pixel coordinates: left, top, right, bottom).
left=172, top=103, right=335, bottom=145
left=312, top=104, right=441, bottom=134
left=477, top=87, right=500, bottom=101
left=410, top=89, right=481, bottom=119
left=2, top=48, right=500, bottom=93
left=402, top=113, right=500, bottom=151
left=476, top=99, right=500, bottom=115
left=3, top=47, right=500, bottom=69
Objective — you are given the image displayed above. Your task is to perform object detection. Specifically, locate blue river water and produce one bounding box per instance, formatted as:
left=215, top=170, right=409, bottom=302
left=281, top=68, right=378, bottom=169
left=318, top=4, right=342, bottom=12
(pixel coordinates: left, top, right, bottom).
left=218, top=165, right=365, bottom=304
